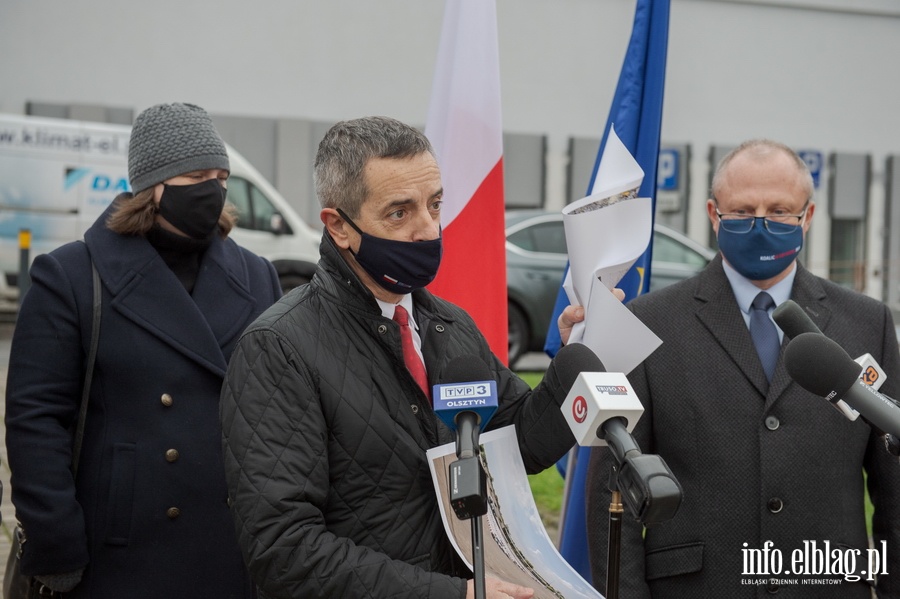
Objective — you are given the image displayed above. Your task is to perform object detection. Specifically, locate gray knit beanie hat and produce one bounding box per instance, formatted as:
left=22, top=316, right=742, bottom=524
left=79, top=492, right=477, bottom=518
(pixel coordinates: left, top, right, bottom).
left=128, top=103, right=230, bottom=193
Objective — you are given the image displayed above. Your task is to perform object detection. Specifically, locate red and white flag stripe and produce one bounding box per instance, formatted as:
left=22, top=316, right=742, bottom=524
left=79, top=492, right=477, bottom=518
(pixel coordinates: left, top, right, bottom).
left=425, top=0, right=508, bottom=363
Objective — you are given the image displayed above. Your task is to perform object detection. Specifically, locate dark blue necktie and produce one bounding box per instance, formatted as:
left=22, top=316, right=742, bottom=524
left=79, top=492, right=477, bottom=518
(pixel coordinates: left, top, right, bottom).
left=750, top=292, right=779, bottom=383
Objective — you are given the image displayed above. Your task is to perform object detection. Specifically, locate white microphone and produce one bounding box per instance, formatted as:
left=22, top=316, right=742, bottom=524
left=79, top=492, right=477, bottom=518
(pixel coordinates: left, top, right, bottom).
left=553, top=343, right=643, bottom=448
left=554, top=344, right=681, bottom=524
left=562, top=370, right=644, bottom=448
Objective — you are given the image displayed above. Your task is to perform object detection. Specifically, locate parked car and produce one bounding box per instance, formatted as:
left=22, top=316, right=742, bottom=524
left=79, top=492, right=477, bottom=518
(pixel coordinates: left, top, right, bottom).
left=505, top=209, right=716, bottom=367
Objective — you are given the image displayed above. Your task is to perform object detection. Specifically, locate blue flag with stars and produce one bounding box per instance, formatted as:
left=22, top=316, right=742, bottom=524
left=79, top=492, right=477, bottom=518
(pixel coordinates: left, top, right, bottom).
left=545, top=0, right=671, bottom=583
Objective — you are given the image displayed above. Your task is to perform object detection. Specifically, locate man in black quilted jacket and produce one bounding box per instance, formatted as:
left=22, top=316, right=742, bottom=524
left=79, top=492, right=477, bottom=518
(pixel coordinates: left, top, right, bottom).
left=220, top=116, right=589, bottom=599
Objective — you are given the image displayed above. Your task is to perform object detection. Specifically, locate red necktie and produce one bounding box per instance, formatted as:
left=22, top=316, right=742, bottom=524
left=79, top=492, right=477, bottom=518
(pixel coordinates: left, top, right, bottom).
left=393, top=305, right=430, bottom=401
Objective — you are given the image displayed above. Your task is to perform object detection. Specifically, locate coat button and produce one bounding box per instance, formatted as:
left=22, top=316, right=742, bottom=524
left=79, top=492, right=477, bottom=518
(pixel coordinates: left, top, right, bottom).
left=166, top=507, right=181, bottom=519
left=378, top=324, right=388, bottom=334
left=767, top=497, right=784, bottom=513
left=765, top=415, right=780, bottom=430
left=161, top=393, right=174, bottom=407
left=165, top=449, right=179, bottom=463
left=435, top=324, right=445, bottom=333
left=411, top=404, right=419, bottom=414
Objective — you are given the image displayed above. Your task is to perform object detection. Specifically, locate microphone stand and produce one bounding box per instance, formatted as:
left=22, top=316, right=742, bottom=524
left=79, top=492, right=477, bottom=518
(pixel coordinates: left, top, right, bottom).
left=449, top=418, right=488, bottom=599
left=606, top=482, right=624, bottom=599
left=471, top=466, right=487, bottom=599
left=599, top=419, right=683, bottom=599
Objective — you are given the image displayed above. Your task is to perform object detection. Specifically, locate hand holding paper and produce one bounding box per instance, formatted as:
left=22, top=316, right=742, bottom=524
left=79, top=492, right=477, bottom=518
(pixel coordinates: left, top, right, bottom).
left=561, top=125, right=661, bottom=373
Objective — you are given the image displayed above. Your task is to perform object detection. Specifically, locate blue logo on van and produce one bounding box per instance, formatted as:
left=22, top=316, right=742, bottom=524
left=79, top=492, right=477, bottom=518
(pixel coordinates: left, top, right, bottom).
left=92, top=175, right=130, bottom=192
left=64, top=167, right=91, bottom=190
left=64, top=167, right=130, bottom=193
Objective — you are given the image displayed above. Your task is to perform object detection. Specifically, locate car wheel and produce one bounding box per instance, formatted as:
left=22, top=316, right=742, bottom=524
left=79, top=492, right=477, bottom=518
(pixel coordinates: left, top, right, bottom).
left=508, top=302, right=529, bottom=369
left=279, top=273, right=310, bottom=296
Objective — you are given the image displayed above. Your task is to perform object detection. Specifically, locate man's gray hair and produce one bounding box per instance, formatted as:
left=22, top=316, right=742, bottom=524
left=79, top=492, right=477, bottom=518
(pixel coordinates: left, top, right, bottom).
left=314, top=116, right=435, bottom=217
left=711, top=139, right=815, bottom=203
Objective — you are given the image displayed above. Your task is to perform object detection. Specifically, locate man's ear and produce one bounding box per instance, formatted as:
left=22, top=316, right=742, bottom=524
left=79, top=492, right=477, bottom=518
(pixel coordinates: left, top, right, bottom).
left=321, top=208, right=351, bottom=249
left=802, top=201, right=816, bottom=234
left=706, top=198, right=719, bottom=236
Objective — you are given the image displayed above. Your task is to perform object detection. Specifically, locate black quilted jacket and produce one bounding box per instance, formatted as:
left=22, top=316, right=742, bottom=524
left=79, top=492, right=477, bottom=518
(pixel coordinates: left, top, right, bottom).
left=220, top=233, right=577, bottom=599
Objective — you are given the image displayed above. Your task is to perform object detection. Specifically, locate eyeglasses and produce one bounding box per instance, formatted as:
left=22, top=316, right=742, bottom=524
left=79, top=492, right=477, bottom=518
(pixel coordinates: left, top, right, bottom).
left=715, top=202, right=809, bottom=235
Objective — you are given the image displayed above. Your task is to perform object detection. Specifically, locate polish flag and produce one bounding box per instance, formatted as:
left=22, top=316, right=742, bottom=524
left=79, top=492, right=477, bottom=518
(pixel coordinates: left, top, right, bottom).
left=425, top=0, right=508, bottom=363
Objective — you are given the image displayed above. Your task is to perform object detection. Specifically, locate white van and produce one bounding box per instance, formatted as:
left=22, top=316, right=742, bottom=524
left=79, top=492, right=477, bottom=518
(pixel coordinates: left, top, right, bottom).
left=0, top=113, right=321, bottom=310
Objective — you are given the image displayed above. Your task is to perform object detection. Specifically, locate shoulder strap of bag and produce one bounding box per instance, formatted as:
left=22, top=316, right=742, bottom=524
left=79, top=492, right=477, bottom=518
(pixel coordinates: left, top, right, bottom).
left=70, top=258, right=101, bottom=476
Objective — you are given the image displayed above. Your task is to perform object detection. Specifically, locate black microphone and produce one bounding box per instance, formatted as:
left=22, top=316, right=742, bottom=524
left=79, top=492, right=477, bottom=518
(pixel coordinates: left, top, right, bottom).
left=772, top=299, right=823, bottom=338
left=773, top=301, right=888, bottom=387
left=432, top=356, right=498, bottom=520
left=773, top=300, right=859, bottom=421
left=784, top=332, right=900, bottom=439
left=775, top=301, right=900, bottom=456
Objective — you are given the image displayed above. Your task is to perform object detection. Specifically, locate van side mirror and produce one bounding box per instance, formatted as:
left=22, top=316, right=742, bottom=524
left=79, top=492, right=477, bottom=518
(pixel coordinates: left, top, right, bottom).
left=270, top=213, right=287, bottom=235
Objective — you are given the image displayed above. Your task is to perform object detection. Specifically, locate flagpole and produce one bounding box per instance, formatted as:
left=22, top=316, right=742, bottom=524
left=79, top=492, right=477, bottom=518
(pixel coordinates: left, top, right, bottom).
left=555, top=447, right=577, bottom=545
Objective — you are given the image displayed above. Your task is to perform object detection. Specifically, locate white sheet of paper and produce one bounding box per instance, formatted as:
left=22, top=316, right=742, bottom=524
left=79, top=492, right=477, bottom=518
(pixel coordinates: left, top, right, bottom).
left=587, top=123, right=644, bottom=198
left=562, top=269, right=585, bottom=346
left=557, top=124, right=661, bottom=375
left=427, top=426, right=605, bottom=599
left=581, top=276, right=662, bottom=374
left=562, top=196, right=653, bottom=304
left=591, top=123, right=644, bottom=197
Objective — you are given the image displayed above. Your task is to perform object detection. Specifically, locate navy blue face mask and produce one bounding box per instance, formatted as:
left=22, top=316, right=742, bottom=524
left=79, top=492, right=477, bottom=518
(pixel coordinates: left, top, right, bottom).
left=337, top=208, right=442, bottom=294
left=159, top=178, right=226, bottom=239
left=717, top=218, right=803, bottom=281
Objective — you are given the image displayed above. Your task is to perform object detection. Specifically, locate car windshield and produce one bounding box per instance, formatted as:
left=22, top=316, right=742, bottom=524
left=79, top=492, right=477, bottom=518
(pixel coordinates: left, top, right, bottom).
left=652, top=232, right=709, bottom=267
left=507, top=220, right=567, bottom=255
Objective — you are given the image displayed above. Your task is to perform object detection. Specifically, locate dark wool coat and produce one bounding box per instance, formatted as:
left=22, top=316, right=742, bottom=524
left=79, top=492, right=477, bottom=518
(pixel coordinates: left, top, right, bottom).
left=586, top=256, right=900, bottom=599
left=220, top=233, right=578, bottom=599
left=5, top=202, right=281, bottom=598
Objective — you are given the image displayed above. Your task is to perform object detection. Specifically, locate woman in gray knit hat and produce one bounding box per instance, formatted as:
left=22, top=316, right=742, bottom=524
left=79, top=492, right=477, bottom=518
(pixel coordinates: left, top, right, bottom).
left=5, top=102, right=281, bottom=598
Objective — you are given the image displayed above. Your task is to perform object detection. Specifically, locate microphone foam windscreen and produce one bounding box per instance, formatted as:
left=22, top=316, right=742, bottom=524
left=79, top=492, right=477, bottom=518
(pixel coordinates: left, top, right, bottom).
left=554, top=343, right=606, bottom=389
left=440, top=355, right=493, bottom=385
left=772, top=300, right=822, bottom=338
left=783, top=332, right=862, bottom=397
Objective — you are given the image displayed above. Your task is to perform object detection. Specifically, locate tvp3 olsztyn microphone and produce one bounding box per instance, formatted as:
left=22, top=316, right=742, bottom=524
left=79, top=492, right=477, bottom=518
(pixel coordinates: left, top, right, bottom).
left=433, top=356, right=498, bottom=520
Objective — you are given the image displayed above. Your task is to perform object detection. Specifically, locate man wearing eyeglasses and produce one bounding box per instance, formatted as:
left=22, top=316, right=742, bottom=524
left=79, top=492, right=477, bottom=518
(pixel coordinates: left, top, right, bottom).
left=580, top=139, right=900, bottom=598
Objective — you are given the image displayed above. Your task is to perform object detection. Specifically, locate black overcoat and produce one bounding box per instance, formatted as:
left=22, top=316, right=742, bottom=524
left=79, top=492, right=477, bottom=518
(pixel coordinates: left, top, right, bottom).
left=586, top=256, right=900, bottom=598
left=5, top=203, right=281, bottom=598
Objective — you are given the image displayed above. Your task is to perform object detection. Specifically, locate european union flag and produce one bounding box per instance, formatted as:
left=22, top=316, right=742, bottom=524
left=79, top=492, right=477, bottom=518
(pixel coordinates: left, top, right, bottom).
left=545, top=0, right=671, bottom=583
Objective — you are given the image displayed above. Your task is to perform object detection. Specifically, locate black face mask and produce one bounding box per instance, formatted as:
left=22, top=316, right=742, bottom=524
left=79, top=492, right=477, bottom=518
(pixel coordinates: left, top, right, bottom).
left=158, top=178, right=227, bottom=239
left=337, top=208, right=442, bottom=294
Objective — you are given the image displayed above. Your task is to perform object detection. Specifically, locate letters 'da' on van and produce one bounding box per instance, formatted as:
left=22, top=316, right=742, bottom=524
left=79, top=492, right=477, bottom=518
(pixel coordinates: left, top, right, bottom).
left=0, top=113, right=321, bottom=311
